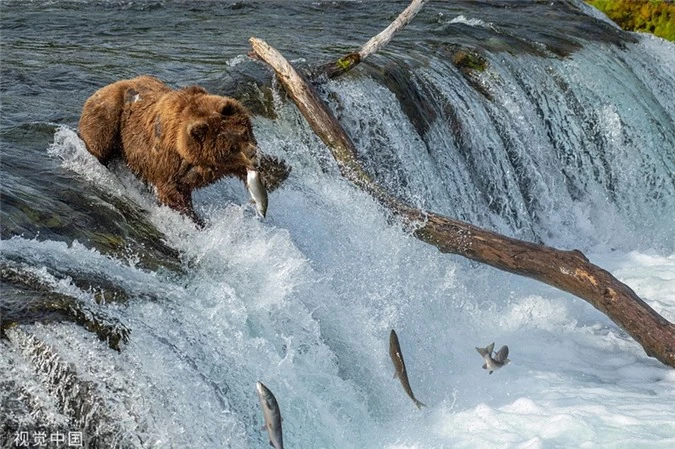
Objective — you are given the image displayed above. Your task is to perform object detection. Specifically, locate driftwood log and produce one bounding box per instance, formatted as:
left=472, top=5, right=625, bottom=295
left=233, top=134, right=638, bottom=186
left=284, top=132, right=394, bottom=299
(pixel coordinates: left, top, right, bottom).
left=249, top=36, right=675, bottom=368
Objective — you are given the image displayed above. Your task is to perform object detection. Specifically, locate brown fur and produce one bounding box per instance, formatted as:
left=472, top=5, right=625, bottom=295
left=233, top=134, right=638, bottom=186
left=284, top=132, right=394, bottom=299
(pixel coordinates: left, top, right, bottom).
left=78, top=75, right=258, bottom=226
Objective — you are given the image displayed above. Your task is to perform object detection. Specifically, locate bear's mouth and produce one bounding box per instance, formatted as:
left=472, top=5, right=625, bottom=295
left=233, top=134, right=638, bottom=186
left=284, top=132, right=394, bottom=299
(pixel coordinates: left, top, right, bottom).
left=233, top=143, right=259, bottom=171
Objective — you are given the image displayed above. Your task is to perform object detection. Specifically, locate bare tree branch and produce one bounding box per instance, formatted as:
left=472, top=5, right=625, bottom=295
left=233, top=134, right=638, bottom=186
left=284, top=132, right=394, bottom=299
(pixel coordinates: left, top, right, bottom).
left=313, top=0, right=429, bottom=79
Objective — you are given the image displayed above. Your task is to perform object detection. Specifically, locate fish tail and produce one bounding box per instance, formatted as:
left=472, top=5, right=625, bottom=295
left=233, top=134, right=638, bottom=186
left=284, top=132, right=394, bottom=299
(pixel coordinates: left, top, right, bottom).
left=414, top=399, right=428, bottom=409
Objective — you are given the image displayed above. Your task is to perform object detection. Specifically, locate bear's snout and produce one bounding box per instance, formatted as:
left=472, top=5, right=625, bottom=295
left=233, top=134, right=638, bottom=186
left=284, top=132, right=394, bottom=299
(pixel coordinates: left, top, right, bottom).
left=226, top=141, right=258, bottom=172
left=242, top=142, right=259, bottom=167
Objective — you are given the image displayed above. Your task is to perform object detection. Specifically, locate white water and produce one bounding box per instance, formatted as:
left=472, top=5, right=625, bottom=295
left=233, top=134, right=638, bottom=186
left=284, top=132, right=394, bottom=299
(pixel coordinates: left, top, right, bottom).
left=3, top=32, right=675, bottom=449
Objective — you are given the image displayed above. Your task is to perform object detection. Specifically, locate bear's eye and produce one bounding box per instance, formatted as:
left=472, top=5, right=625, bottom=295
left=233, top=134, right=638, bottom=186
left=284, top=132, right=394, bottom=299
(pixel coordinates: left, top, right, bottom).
left=188, top=122, right=209, bottom=142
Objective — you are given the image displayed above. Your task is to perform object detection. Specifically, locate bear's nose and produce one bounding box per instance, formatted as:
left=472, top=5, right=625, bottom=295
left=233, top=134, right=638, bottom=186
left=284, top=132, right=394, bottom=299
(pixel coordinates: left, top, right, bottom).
left=245, top=143, right=258, bottom=163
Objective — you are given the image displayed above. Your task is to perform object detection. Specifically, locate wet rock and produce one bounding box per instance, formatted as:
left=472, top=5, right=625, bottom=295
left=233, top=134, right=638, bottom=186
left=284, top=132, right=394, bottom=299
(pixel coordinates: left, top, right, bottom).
left=1, top=263, right=131, bottom=351
left=202, top=59, right=278, bottom=120
left=1, top=182, right=183, bottom=275
left=2, top=329, right=142, bottom=448
left=451, top=49, right=488, bottom=73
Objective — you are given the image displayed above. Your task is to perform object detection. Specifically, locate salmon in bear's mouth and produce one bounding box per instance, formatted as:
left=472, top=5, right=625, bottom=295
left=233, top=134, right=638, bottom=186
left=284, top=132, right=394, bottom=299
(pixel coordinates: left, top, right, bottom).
left=246, top=169, right=268, bottom=218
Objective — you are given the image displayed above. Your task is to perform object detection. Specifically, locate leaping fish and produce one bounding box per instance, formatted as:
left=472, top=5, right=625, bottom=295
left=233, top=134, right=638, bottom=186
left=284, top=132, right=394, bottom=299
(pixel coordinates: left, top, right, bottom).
left=256, top=381, right=284, bottom=449
left=475, top=342, right=510, bottom=374
left=246, top=169, right=268, bottom=218
left=389, top=329, right=427, bottom=409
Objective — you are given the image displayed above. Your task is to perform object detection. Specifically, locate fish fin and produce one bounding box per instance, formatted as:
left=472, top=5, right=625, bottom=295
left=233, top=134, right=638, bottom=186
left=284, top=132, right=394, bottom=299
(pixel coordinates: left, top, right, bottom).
left=489, top=370, right=493, bottom=375
left=393, top=370, right=399, bottom=379
left=504, top=358, right=511, bottom=365
left=415, top=399, right=428, bottom=409
left=486, top=342, right=495, bottom=354
left=476, top=347, right=488, bottom=357
left=495, top=345, right=509, bottom=362
left=269, top=440, right=274, bottom=447
left=482, top=363, right=487, bottom=369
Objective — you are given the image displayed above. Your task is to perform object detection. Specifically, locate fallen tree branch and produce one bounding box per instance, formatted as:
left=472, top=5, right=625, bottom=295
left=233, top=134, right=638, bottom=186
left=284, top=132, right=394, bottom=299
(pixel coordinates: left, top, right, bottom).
left=249, top=37, right=675, bottom=368
left=313, top=0, right=428, bottom=79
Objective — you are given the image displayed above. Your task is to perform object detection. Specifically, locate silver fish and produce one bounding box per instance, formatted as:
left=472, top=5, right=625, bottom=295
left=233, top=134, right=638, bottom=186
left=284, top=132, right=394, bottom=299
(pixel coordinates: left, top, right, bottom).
left=389, top=329, right=427, bottom=409
left=256, top=381, right=284, bottom=449
left=246, top=169, right=268, bottom=218
left=475, top=342, right=510, bottom=374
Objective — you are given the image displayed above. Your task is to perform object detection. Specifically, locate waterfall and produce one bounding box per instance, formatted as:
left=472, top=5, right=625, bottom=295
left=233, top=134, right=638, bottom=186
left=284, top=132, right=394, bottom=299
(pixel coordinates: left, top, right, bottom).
left=2, top=1, right=674, bottom=448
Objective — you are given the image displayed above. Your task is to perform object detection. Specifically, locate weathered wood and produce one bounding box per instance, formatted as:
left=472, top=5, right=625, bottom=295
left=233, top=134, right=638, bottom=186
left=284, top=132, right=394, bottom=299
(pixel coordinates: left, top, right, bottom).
left=249, top=37, right=675, bottom=368
left=314, top=0, right=429, bottom=79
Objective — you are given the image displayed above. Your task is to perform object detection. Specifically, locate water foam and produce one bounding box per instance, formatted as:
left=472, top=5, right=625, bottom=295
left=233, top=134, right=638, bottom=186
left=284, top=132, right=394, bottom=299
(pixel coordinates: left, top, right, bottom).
left=17, top=128, right=675, bottom=446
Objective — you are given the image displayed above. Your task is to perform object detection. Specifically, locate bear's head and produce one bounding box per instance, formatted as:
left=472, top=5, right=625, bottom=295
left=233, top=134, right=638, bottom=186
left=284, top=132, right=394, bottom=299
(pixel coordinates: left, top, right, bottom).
left=177, top=88, right=258, bottom=173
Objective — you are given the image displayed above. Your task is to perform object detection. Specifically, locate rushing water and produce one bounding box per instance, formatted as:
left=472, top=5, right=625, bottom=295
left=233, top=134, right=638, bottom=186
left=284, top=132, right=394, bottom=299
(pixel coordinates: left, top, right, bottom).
left=1, top=1, right=675, bottom=448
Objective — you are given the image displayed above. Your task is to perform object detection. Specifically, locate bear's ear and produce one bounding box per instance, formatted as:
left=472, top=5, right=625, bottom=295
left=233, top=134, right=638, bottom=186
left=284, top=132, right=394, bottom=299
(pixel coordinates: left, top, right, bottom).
left=221, top=101, right=238, bottom=117
left=183, top=86, right=208, bottom=96
left=188, top=121, right=209, bottom=142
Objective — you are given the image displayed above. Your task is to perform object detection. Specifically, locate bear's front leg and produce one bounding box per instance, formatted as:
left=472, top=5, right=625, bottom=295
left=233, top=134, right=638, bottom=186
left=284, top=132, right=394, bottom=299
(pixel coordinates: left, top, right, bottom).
left=156, top=181, right=204, bottom=229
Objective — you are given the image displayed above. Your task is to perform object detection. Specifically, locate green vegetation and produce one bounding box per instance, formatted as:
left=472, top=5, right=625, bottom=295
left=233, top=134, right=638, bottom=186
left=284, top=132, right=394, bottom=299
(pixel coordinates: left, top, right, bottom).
left=586, top=0, right=675, bottom=41
left=336, top=56, right=353, bottom=70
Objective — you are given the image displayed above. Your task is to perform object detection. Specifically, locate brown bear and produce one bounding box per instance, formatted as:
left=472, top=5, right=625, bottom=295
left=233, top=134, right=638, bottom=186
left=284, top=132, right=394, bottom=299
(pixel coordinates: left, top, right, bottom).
left=78, top=75, right=262, bottom=226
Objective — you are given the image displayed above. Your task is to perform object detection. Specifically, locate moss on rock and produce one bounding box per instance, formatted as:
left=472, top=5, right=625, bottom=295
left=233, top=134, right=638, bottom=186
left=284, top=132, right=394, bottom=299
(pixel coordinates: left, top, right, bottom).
left=452, top=50, right=489, bottom=73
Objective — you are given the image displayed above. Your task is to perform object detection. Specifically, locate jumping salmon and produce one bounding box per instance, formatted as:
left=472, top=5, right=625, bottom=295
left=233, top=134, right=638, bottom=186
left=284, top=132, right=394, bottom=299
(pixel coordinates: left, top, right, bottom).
left=256, top=381, right=284, bottom=449
left=475, top=342, right=510, bottom=374
left=389, top=329, right=427, bottom=409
